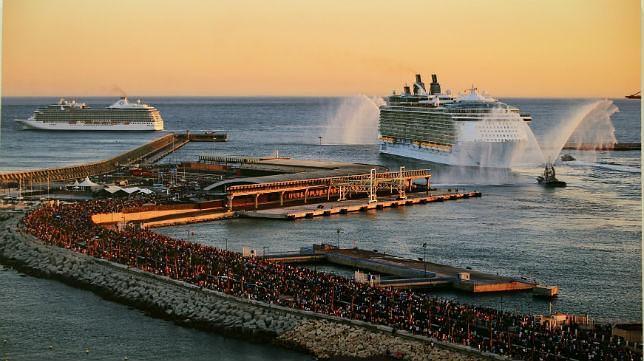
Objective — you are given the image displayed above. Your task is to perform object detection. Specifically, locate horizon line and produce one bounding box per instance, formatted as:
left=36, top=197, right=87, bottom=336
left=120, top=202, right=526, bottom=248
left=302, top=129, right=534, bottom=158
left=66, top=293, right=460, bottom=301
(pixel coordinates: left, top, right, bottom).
left=0, top=94, right=632, bottom=100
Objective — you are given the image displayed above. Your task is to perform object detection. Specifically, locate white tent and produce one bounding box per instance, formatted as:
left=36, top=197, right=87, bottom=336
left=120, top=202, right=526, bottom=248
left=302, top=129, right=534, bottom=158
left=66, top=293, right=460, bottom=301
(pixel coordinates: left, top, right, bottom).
left=98, top=185, right=154, bottom=196
left=102, top=185, right=123, bottom=194
left=122, top=187, right=141, bottom=195
left=78, top=177, right=99, bottom=187
left=66, top=179, right=82, bottom=190
left=78, top=177, right=102, bottom=192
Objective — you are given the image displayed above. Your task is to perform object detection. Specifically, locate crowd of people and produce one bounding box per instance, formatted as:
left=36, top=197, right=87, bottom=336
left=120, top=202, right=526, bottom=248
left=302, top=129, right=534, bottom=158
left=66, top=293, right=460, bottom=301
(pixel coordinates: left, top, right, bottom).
left=21, top=199, right=641, bottom=361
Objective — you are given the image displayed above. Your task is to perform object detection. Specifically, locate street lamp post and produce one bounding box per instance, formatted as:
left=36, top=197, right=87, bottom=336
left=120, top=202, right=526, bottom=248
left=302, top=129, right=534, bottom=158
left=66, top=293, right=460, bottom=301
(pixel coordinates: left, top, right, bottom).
left=422, top=242, right=427, bottom=278
left=336, top=228, right=342, bottom=249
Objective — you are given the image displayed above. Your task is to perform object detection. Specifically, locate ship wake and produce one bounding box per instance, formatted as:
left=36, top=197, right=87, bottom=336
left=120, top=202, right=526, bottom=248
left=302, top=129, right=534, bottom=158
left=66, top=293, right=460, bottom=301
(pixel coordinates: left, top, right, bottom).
left=567, top=160, right=640, bottom=174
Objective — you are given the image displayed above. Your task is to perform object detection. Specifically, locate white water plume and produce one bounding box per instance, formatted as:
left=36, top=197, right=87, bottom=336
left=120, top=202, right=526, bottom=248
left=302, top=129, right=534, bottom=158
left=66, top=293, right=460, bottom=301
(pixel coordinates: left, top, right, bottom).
left=323, top=95, right=385, bottom=145
left=539, top=99, right=618, bottom=164
left=423, top=100, right=620, bottom=184
left=510, top=120, right=546, bottom=166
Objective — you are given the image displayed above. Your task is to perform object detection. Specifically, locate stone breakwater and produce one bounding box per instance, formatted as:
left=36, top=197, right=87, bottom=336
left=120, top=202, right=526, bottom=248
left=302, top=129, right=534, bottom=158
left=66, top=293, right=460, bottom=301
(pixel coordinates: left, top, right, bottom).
left=0, top=212, right=303, bottom=341
left=0, top=211, right=490, bottom=361
left=277, top=320, right=483, bottom=361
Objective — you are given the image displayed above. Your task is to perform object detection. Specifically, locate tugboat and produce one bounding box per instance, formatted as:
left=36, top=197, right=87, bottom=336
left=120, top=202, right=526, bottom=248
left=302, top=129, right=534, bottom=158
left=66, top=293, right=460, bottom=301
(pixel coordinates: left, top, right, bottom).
left=626, top=91, right=641, bottom=99
left=537, top=162, right=567, bottom=187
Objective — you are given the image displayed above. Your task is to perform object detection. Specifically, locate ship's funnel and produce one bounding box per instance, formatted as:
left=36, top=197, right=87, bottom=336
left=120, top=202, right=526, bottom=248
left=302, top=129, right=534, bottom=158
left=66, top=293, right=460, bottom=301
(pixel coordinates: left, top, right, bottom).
left=413, top=74, right=426, bottom=95
left=403, top=85, right=411, bottom=95
left=430, top=74, right=441, bottom=95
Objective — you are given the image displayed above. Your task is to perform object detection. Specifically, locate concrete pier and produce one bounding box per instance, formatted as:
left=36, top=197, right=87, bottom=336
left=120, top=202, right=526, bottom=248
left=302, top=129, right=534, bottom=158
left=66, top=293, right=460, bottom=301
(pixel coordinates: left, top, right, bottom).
left=239, top=191, right=481, bottom=220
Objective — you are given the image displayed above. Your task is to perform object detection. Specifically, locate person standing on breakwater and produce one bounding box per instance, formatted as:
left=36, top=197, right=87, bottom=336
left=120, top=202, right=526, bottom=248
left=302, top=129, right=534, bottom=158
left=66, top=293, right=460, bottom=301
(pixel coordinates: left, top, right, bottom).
left=20, top=199, right=642, bottom=361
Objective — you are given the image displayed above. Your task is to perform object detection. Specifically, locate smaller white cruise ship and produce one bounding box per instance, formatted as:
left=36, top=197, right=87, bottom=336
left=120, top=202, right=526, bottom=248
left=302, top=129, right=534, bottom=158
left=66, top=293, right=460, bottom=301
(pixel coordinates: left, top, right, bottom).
left=16, top=97, right=164, bottom=131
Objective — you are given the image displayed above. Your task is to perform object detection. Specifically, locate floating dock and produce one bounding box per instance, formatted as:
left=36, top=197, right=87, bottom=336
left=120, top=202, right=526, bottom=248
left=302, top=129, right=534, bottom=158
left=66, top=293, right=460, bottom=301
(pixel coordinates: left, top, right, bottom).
left=266, top=245, right=557, bottom=296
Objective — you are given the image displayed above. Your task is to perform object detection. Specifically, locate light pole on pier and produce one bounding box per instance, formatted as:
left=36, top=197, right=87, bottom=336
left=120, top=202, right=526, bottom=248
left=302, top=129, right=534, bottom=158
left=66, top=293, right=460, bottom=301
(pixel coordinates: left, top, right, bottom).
left=336, top=228, right=343, bottom=249
left=422, top=242, right=427, bottom=278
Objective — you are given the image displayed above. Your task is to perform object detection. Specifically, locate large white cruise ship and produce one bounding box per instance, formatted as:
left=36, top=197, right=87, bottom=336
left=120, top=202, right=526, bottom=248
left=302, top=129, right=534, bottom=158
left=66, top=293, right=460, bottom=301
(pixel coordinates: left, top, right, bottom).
left=379, top=74, right=535, bottom=168
left=16, top=97, right=164, bottom=131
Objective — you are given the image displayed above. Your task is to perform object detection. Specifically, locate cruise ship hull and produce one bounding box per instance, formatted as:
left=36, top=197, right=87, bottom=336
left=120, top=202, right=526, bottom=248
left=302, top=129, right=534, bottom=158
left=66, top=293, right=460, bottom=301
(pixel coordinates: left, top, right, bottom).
left=16, top=119, right=163, bottom=131
left=380, top=140, right=530, bottom=168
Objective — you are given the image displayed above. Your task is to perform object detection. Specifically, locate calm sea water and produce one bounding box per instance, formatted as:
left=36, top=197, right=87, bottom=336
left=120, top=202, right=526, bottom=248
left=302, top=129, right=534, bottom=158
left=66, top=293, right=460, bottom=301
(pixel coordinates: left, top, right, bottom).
left=0, top=265, right=311, bottom=361
left=0, top=97, right=640, bottom=359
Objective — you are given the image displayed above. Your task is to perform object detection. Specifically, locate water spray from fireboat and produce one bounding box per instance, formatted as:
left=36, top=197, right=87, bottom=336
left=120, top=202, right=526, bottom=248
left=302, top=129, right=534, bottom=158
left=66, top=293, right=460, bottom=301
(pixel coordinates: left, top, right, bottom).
left=532, top=99, right=619, bottom=187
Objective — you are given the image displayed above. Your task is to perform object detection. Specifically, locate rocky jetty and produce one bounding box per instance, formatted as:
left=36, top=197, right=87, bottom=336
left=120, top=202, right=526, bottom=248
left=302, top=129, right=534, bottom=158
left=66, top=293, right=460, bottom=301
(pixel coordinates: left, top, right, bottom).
left=0, top=210, right=491, bottom=360
left=0, top=211, right=303, bottom=341
left=277, top=320, right=485, bottom=361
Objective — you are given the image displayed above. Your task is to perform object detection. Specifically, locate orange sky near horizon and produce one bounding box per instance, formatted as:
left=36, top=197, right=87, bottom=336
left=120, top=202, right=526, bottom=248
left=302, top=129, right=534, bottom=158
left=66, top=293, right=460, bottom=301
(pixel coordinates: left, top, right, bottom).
left=1, top=0, right=640, bottom=98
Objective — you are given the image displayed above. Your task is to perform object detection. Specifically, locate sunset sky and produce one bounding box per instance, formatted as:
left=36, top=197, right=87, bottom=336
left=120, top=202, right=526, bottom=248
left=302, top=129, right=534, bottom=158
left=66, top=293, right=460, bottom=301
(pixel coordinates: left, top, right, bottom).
left=2, top=0, right=640, bottom=97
